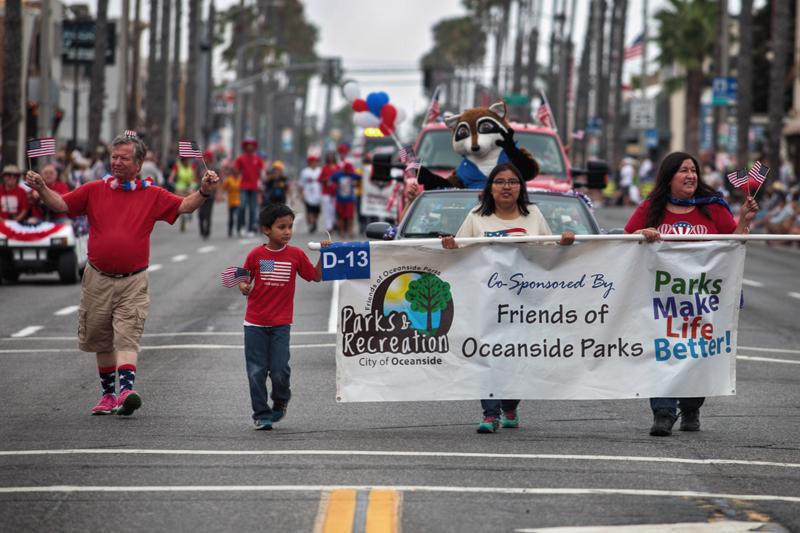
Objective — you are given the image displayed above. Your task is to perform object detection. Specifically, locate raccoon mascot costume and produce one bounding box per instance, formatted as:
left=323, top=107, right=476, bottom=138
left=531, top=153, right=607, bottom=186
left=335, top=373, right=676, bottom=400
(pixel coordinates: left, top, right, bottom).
left=416, top=101, right=539, bottom=190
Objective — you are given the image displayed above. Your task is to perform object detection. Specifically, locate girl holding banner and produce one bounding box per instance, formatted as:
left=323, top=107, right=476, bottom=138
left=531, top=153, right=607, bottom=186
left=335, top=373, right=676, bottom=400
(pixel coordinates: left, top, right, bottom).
left=624, top=151, right=758, bottom=437
left=441, top=163, right=575, bottom=433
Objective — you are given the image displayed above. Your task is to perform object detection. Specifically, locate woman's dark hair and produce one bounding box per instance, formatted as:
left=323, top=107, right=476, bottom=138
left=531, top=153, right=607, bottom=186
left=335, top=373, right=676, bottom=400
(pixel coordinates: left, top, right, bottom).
left=645, top=151, right=718, bottom=228
left=475, top=163, right=531, bottom=216
left=259, top=203, right=295, bottom=228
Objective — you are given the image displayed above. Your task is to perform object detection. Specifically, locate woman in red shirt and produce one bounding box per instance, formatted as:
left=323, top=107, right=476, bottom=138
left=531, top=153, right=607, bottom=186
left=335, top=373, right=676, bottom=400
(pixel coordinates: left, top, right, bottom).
left=625, top=151, right=757, bottom=437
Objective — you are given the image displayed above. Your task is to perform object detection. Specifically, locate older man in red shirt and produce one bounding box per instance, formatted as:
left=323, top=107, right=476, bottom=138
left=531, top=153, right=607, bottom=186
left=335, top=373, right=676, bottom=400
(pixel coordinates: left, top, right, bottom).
left=25, top=135, right=219, bottom=417
left=234, top=137, right=263, bottom=234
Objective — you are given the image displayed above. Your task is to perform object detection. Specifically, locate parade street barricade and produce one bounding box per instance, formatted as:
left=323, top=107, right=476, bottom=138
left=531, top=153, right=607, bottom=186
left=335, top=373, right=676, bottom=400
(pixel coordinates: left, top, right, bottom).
left=315, top=236, right=748, bottom=402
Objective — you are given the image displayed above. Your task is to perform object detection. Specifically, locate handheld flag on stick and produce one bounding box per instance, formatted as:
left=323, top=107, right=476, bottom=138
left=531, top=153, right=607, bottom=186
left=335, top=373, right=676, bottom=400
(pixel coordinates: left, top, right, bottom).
left=221, top=266, right=250, bottom=288
left=749, top=161, right=770, bottom=197
left=26, top=137, right=57, bottom=170
left=726, top=168, right=748, bottom=189
left=535, top=91, right=557, bottom=132
left=178, top=140, right=207, bottom=171
left=426, top=86, right=442, bottom=124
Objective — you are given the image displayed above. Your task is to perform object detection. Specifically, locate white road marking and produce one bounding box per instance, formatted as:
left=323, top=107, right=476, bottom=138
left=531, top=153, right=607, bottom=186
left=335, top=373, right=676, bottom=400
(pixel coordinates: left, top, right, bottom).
left=741, top=279, right=764, bottom=288
left=171, top=254, right=189, bottom=262
left=10, top=326, right=43, bottom=338
left=0, top=449, right=797, bottom=469
left=1, top=331, right=335, bottom=341
left=197, top=246, right=216, bottom=254
left=790, top=292, right=800, bottom=300
left=516, top=521, right=767, bottom=532
left=53, top=305, right=79, bottom=316
left=737, top=355, right=800, bottom=365
left=0, top=343, right=335, bottom=354
left=148, top=264, right=163, bottom=272
left=328, top=280, right=340, bottom=333
left=739, top=346, right=800, bottom=355
left=0, top=485, right=796, bottom=504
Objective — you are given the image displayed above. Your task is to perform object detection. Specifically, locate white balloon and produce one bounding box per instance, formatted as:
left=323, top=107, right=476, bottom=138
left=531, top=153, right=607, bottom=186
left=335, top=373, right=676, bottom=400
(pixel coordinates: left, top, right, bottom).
left=341, top=80, right=361, bottom=102
left=353, top=111, right=381, bottom=128
left=395, top=107, right=407, bottom=124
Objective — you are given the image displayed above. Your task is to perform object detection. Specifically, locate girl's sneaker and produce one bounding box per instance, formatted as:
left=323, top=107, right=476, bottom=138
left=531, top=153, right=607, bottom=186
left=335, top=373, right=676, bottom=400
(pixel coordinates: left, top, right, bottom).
left=476, top=417, right=500, bottom=433
left=501, top=410, right=519, bottom=428
left=91, top=393, right=117, bottom=415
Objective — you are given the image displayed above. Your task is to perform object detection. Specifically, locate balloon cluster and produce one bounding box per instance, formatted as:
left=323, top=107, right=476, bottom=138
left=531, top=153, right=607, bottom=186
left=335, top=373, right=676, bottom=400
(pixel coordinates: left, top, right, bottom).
left=342, top=81, right=406, bottom=135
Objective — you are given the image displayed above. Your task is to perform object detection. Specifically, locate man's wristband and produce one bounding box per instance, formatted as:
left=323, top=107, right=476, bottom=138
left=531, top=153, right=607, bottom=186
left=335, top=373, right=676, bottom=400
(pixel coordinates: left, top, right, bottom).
left=199, top=189, right=210, bottom=198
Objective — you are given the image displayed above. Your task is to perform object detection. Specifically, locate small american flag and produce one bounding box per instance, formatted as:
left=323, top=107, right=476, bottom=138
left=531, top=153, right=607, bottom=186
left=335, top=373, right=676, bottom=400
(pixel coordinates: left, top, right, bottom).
left=178, top=140, right=202, bottom=158
left=726, top=168, right=748, bottom=188
left=624, top=33, right=644, bottom=61
left=397, top=145, right=416, bottom=164
left=221, top=266, right=250, bottom=288
left=571, top=129, right=585, bottom=141
left=426, top=86, right=442, bottom=123
left=124, top=129, right=137, bottom=138
left=27, top=137, right=56, bottom=159
left=747, top=161, right=769, bottom=185
left=259, top=259, right=292, bottom=283
left=536, top=102, right=553, bottom=130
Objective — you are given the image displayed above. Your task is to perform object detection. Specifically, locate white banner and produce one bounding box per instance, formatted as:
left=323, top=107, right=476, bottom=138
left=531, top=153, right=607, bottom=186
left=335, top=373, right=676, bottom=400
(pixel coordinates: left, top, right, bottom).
left=335, top=240, right=746, bottom=402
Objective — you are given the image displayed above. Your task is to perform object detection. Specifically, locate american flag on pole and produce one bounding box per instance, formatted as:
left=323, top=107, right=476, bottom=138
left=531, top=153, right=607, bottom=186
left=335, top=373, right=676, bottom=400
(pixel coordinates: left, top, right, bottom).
left=124, top=129, right=137, bottom=138
left=221, top=266, right=250, bottom=288
left=571, top=130, right=585, bottom=141
left=535, top=91, right=556, bottom=131
left=178, top=140, right=202, bottom=158
left=726, top=168, right=748, bottom=188
left=426, top=86, right=442, bottom=123
left=624, top=33, right=644, bottom=61
left=26, top=137, right=56, bottom=159
left=259, top=259, right=292, bottom=283
left=747, top=161, right=769, bottom=185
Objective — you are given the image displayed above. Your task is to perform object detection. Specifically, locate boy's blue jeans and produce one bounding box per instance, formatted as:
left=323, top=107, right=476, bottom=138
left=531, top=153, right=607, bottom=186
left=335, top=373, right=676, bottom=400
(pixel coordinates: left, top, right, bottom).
left=244, top=325, right=291, bottom=421
left=650, top=397, right=705, bottom=416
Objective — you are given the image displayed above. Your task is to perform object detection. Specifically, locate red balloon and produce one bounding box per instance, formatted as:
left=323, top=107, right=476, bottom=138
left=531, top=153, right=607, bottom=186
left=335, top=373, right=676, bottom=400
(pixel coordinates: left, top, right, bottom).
left=379, top=123, right=394, bottom=135
left=380, top=104, right=397, bottom=128
left=352, top=99, right=368, bottom=112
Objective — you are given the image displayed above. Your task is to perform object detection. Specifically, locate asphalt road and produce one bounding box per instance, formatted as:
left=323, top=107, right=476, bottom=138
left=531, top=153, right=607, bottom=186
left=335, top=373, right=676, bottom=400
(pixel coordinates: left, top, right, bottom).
left=0, top=201, right=798, bottom=533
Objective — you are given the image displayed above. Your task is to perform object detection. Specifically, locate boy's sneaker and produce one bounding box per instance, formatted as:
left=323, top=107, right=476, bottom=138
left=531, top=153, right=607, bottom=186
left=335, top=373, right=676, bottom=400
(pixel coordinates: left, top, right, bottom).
left=116, top=389, right=142, bottom=416
left=649, top=409, right=677, bottom=437
left=679, top=408, right=701, bottom=431
left=254, top=419, right=273, bottom=431
left=271, top=403, right=288, bottom=423
left=91, top=394, right=118, bottom=415
left=501, top=410, right=519, bottom=429
left=476, top=417, right=500, bottom=434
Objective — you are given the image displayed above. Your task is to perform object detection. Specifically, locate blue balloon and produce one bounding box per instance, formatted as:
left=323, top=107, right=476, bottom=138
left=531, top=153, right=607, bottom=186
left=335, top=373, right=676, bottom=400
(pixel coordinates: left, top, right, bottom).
left=366, top=91, right=390, bottom=117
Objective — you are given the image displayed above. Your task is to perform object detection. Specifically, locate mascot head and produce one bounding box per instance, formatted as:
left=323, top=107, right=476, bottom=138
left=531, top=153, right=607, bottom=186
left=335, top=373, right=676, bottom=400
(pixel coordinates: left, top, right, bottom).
left=443, top=102, right=509, bottom=160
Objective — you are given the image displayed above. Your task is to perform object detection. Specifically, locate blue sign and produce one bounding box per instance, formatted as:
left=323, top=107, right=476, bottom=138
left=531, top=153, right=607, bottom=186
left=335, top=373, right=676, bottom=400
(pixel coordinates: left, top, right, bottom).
left=587, top=116, right=603, bottom=134
left=645, top=128, right=659, bottom=148
left=712, top=76, right=737, bottom=106
left=321, top=242, right=371, bottom=281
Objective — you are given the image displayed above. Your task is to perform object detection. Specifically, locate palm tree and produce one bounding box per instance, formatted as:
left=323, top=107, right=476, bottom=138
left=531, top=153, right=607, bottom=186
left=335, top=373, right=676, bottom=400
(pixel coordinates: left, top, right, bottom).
left=766, top=0, right=790, bottom=169
left=184, top=0, right=202, bottom=142
left=736, top=0, right=753, bottom=168
left=655, top=0, right=717, bottom=155
left=88, top=0, right=109, bottom=151
left=2, top=0, right=22, bottom=164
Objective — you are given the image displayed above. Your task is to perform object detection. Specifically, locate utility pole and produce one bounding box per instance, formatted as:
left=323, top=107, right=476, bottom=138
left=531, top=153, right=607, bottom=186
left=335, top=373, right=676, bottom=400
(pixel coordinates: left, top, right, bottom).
left=638, top=0, right=648, bottom=158
left=38, top=0, right=53, bottom=138
left=712, top=0, right=728, bottom=158
left=127, top=0, right=141, bottom=129
left=322, top=58, right=336, bottom=151
left=526, top=0, right=540, bottom=98
left=116, top=0, right=129, bottom=134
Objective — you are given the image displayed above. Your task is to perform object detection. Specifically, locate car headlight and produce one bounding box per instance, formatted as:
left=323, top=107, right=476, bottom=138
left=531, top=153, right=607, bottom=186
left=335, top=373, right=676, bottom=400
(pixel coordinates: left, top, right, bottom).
left=50, top=237, right=68, bottom=246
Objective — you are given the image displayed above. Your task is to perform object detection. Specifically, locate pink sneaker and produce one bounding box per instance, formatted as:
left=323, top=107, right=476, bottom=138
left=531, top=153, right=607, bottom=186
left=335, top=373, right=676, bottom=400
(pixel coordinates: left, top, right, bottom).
left=91, top=394, right=118, bottom=415
left=116, top=389, right=142, bottom=416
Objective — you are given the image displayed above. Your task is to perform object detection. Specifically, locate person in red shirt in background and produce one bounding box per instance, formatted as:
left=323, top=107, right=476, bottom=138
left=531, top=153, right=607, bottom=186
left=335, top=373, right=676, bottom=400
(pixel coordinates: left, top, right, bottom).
left=1, top=165, right=29, bottom=221
left=318, top=151, right=340, bottom=235
left=25, top=134, right=219, bottom=418
left=28, top=164, right=70, bottom=221
left=234, top=138, right=264, bottom=235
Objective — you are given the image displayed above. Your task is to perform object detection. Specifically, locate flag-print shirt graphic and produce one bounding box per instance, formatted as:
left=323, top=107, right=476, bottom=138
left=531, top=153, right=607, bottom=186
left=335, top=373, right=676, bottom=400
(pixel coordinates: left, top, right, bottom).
left=243, top=244, right=317, bottom=326
left=624, top=200, right=736, bottom=236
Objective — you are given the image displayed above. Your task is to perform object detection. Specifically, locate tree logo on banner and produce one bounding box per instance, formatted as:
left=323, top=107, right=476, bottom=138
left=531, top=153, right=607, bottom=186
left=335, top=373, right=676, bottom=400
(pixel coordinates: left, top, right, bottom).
left=339, top=269, right=455, bottom=358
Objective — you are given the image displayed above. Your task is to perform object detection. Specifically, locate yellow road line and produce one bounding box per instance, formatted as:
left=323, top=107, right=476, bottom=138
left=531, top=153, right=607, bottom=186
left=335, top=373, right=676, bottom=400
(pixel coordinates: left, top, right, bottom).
left=366, top=490, right=400, bottom=533
left=321, top=489, right=356, bottom=533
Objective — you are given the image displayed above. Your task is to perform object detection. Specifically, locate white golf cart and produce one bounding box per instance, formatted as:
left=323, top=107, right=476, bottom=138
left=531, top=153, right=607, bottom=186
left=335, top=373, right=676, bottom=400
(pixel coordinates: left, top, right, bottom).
left=0, top=217, right=88, bottom=284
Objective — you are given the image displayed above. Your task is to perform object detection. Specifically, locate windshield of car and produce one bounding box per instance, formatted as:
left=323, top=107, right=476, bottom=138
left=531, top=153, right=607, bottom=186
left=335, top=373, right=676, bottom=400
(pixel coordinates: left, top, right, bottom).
left=400, top=192, right=597, bottom=238
left=415, top=130, right=567, bottom=178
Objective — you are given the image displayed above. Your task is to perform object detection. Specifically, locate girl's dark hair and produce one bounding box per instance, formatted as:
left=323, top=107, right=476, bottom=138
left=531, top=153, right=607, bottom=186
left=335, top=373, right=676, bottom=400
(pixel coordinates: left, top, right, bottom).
left=645, top=151, right=718, bottom=228
left=259, top=203, right=295, bottom=228
left=475, top=163, right=531, bottom=216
